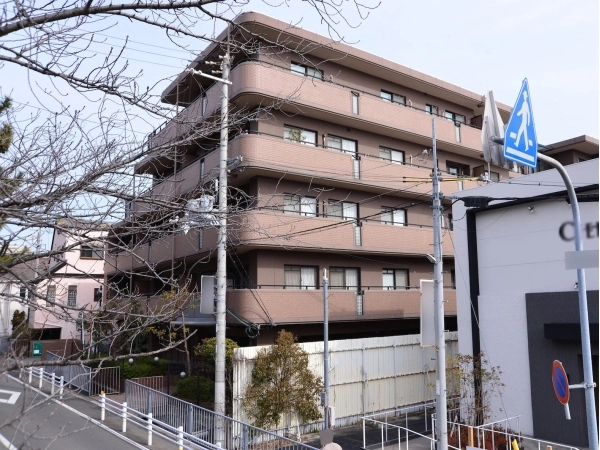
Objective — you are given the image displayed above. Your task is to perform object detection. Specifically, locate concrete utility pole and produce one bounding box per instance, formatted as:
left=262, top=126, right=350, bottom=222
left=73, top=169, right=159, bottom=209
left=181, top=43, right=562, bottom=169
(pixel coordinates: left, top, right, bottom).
left=214, top=48, right=231, bottom=444
left=323, top=269, right=330, bottom=429
left=187, top=37, right=232, bottom=447
left=431, top=118, right=448, bottom=450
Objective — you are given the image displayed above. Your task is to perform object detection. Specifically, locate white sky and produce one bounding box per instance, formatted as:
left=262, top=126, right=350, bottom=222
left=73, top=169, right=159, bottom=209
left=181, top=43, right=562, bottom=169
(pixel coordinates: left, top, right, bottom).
left=2, top=0, right=598, bottom=143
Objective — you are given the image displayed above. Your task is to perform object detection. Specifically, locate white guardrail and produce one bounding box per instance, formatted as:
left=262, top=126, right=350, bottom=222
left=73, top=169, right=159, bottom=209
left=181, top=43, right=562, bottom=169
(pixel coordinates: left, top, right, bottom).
left=99, top=392, right=221, bottom=450
left=24, top=367, right=65, bottom=399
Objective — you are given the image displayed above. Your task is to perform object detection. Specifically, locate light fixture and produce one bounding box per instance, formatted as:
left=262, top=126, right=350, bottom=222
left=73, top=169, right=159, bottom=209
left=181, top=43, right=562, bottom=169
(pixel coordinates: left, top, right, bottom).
left=426, top=254, right=437, bottom=264
left=128, top=358, right=134, bottom=364
left=528, top=206, right=535, bottom=213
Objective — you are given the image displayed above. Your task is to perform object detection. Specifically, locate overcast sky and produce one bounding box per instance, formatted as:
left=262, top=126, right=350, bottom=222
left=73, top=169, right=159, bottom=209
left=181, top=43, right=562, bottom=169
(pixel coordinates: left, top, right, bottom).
left=2, top=0, right=598, bottom=144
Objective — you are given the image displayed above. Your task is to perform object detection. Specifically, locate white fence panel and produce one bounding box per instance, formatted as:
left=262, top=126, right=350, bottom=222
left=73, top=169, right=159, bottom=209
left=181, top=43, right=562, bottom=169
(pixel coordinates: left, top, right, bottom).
left=233, top=332, right=458, bottom=433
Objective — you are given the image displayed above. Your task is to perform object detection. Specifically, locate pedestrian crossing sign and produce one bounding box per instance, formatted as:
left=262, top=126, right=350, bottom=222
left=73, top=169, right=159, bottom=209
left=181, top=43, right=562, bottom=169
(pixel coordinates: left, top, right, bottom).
left=503, top=78, right=538, bottom=168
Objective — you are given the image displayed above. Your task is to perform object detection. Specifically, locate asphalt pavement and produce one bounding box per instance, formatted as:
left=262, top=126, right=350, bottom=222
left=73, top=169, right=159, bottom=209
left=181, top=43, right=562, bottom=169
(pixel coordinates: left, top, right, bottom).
left=0, top=372, right=178, bottom=450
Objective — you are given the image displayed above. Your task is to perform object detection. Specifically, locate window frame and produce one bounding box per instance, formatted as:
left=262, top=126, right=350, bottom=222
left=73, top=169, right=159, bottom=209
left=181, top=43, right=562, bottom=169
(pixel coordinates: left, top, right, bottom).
left=67, top=285, right=77, bottom=307
left=80, top=245, right=103, bottom=259
left=290, top=62, right=323, bottom=80
left=380, top=90, right=406, bottom=105
left=283, top=125, right=317, bottom=146
left=382, top=268, right=409, bottom=290
left=444, top=110, right=466, bottom=125
left=485, top=170, right=500, bottom=182
left=381, top=207, right=407, bottom=226
left=446, top=161, right=469, bottom=177
left=328, top=200, right=358, bottom=221
left=46, top=285, right=56, bottom=308
left=327, top=135, right=358, bottom=156
left=379, top=146, right=405, bottom=164
left=284, top=265, right=319, bottom=290
left=425, top=104, right=438, bottom=116
left=329, top=267, right=360, bottom=291
left=283, top=194, right=318, bottom=217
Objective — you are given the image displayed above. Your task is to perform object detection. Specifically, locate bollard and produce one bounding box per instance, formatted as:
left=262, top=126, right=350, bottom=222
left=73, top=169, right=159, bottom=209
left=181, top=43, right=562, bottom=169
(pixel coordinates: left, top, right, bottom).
left=59, top=376, right=64, bottom=399
left=122, top=401, right=127, bottom=433
left=28, top=367, right=32, bottom=384
left=100, top=392, right=105, bottom=421
left=38, top=367, right=43, bottom=389
left=177, top=425, right=183, bottom=450
left=51, top=373, right=56, bottom=395
left=147, top=412, right=153, bottom=446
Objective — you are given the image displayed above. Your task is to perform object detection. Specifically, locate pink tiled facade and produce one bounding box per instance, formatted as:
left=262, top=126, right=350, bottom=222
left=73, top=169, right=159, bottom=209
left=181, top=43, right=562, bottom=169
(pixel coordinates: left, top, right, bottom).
left=109, top=12, right=520, bottom=344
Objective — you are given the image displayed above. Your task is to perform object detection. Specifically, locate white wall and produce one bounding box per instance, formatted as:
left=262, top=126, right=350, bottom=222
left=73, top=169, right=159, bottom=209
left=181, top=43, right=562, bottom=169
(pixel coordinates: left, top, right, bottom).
left=452, top=160, right=599, bottom=436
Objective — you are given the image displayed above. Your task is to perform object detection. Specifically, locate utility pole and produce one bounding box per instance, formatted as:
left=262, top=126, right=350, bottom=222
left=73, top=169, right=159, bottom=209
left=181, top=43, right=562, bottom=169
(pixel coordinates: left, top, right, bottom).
left=322, top=269, right=330, bottom=429
left=186, top=34, right=232, bottom=447
left=431, top=118, right=448, bottom=450
left=214, top=45, right=230, bottom=445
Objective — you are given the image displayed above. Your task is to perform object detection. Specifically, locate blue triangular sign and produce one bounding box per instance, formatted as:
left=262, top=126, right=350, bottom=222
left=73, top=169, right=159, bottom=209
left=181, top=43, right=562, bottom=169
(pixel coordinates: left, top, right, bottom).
left=503, top=78, right=538, bottom=168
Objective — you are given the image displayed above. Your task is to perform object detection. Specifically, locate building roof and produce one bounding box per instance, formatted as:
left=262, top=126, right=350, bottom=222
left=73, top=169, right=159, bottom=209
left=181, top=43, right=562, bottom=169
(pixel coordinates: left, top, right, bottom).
left=541, top=135, right=599, bottom=157
left=162, top=11, right=512, bottom=119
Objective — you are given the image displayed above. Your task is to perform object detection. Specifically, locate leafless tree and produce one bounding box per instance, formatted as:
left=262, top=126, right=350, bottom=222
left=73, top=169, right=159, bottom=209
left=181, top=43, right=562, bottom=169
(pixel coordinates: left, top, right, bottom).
left=0, top=0, right=379, bottom=375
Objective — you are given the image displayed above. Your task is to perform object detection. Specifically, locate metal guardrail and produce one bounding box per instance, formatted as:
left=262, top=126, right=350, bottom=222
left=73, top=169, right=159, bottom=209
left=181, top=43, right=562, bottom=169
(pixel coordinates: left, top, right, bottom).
left=46, top=351, right=120, bottom=396
left=126, top=380, right=319, bottom=450
left=430, top=414, right=580, bottom=450
left=100, top=393, right=219, bottom=450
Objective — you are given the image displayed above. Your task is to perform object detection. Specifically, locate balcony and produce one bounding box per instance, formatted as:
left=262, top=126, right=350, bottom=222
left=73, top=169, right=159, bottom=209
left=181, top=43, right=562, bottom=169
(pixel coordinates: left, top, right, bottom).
left=105, top=228, right=219, bottom=273
left=226, top=287, right=456, bottom=325
left=236, top=211, right=454, bottom=256
left=145, top=61, right=484, bottom=162
left=133, top=132, right=477, bottom=217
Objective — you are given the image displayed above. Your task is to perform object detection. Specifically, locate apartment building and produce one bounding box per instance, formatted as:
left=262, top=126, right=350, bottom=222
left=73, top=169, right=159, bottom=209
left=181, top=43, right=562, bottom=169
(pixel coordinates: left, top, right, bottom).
left=106, top=12, right=519, bottom=346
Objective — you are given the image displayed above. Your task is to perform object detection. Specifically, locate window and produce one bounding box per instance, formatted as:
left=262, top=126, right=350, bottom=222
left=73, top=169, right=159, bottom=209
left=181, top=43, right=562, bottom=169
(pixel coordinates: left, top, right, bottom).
left=327, top=135, right=357, bottom=155
left=284, top=126, right=317, bottom=146
left=446, top=161, right=469, bottom=176
left=19, top=287, right=27, bottom=300
left=290, top=62, right=323, bottom=80
left=450, top=269, right=456, bottom=288
left=382, top=269, right=409, bottom=290
left=381, top=90, right=406, bottom=105
left=329, top=267, right=359, bottom=290
left=444, top=110, right=466, bottom=124
left=284, top=266, right=317, bottom=290
left=81, top=245, right=103, bottom=259
left=93, top=287, right=102, bottom=303
left=283, top=194, right=317, bottom=217
left=351, top=92, right=359, bottom=114
left=381, top=207, right=406, bottom=226
left=426, top=104, right=438, bottom=116
left=67, top=285, right=77, bottom=307
left=46, top=286, right=56, bottom=307
left=447, top=214, right=453, bottom=231
left=379, top=147, right=404, bottom=164
left=328, top=200, right=357, bottom=221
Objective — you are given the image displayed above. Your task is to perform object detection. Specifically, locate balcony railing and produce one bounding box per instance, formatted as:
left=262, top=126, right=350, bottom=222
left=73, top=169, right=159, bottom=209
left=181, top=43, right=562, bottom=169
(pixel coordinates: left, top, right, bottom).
left=142, top=60, right=485, bottom=164
left=225, top=287, right=457, bottom=325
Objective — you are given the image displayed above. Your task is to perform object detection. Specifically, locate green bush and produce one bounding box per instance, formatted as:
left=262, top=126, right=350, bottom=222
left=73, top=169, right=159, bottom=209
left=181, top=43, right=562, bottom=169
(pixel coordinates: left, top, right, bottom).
left=122, top=357, right=168, bottom=379
left=173, top=376, right=214, bottom=402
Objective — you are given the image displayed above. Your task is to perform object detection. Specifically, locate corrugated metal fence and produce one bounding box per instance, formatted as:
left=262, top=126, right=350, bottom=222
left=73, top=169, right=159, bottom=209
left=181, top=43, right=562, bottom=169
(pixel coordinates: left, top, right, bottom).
left=232, top=332, right=458, bottom=433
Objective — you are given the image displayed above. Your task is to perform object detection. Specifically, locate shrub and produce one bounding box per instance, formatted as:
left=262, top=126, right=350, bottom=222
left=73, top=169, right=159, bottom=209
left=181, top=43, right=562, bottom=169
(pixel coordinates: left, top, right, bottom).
left=173, top=376, right=215, bottom=402
left=122, top=357, right=168, bottom=379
